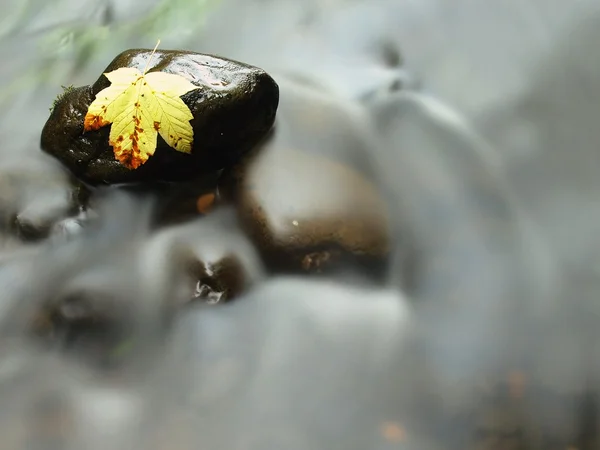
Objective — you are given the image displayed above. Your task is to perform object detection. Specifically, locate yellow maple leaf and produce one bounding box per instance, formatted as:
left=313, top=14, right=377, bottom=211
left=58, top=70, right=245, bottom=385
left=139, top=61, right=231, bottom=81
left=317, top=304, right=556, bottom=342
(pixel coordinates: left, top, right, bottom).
left=83, top=52, right=198, bottom=169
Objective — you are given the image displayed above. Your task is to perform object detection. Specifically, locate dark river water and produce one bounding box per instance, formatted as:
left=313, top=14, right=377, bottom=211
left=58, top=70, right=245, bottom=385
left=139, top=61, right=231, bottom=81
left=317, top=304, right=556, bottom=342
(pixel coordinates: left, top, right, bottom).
left=2, top=0, right=600, bottom=448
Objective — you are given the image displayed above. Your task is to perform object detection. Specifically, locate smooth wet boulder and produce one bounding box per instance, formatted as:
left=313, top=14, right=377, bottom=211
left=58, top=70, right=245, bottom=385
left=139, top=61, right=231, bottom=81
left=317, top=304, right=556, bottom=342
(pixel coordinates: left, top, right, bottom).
left=222, top=147, right=391, bottom=278
left=219, top=75, right=392, bottom=278
left=41, top=49, right=279, bottom=185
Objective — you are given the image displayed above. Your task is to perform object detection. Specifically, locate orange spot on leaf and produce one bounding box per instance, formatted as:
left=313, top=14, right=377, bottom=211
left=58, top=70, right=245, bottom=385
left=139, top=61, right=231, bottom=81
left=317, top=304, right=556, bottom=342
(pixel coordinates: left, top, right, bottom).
left=83, top=114, right=109, bottom=131
left=111, top=129, right=147, bottom=170
left=115, top=147, right=144, bottom=170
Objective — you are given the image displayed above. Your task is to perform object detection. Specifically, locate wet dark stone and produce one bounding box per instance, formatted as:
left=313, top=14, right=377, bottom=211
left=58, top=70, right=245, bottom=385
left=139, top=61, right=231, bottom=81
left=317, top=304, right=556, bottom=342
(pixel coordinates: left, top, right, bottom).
left=191, top=254, right=249, bottom=304
left=222, top=144, right=391, bottom=277
left=219, top=76, right=392, bottom=278
left=41, top=49, right=279, bottom=186
left=218, top=77, right=392, bottom=278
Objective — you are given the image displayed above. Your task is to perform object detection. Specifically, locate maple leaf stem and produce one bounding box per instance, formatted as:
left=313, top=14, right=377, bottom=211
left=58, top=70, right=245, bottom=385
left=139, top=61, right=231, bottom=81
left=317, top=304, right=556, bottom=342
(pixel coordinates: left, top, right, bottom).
left=143, top=39, right=161, bottom=75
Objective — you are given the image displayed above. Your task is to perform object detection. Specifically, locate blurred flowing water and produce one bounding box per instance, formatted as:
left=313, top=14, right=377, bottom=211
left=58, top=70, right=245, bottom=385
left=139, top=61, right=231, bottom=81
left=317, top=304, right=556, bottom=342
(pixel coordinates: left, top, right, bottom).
left=1, top=0, right=600, bottom=448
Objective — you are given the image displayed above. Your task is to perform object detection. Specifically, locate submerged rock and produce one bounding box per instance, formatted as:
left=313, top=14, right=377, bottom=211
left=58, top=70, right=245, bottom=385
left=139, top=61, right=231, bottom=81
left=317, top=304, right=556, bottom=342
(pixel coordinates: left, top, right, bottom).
left=0, top=159, right=79, bottom=243
left=191, top=254, right=249, bottom=304
left=41, top=49, right=279, bottom=186
left=171, top=210, right=264, bottom=304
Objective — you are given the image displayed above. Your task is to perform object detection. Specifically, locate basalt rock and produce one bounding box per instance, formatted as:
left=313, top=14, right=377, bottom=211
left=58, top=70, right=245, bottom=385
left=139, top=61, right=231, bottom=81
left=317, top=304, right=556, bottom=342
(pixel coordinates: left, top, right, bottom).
left=41, top=49, right=279, bottom=186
